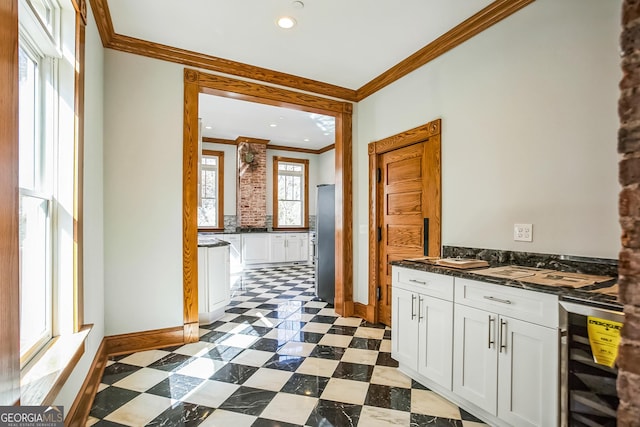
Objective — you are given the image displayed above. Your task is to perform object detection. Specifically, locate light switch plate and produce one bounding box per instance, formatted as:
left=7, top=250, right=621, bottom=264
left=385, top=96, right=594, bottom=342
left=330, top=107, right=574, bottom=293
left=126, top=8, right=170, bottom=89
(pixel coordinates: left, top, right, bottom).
left=514, top=223, right=533, bottom=242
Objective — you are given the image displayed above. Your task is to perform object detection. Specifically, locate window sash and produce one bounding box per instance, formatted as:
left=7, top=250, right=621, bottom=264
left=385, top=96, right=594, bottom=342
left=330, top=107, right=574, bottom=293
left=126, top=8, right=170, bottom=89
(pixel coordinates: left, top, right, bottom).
left=18, top=1, right=57, bottom=366
left=199, top=154, right=222, bottom=229
left=274, top=158, right=307, bottom=228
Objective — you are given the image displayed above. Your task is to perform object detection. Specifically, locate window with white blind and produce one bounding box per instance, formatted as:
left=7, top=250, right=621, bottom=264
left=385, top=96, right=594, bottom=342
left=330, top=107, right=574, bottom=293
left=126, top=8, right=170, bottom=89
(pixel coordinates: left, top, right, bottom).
left=199, top=150, right=224, bottom=230
left=273, top=157, right=309, bottom=229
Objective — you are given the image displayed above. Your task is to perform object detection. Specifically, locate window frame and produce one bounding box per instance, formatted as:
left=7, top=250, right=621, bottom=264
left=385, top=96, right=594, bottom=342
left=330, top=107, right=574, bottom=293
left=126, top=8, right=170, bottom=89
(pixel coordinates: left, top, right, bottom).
left=273, top=156, right=309, bottom=230
left=17, top=2, right=58, bottom=368
left=198, top=149, right=224, bottom=231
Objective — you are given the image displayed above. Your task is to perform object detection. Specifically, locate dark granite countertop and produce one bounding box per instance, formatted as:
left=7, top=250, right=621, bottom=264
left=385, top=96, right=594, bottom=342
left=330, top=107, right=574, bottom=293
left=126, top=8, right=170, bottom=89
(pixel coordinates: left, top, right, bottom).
left=392, top=246, right=621, bottom=312
left=197, top=234, right=231, bottom=248
left=213, top=229, right=311, bottom=234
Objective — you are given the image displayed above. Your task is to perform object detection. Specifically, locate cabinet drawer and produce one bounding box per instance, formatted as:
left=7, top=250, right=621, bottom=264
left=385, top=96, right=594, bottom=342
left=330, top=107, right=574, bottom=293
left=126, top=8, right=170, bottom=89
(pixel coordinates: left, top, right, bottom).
left=393, top=267, right=454, bottom=301
left=454, top=278, right=558, bottom=328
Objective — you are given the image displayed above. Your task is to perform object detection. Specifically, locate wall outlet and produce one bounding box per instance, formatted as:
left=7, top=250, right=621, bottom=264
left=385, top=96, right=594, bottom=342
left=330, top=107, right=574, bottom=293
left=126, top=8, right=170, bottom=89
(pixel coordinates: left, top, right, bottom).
left=514, top=223, right=533, bottom=242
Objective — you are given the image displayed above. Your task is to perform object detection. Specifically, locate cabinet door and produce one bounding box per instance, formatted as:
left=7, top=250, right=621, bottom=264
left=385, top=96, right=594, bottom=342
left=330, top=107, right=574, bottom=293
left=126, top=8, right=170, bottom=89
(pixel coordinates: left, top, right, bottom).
left=299, top=235, right=309, bottom=261
left=417, top=295, right=453, bottom=390
left=197, top=247, right=208, bottom=313
left=243, top=234, right=270, bottom=264
left=453, top=304, right=498, bottom=414
left=284, top=234, right=302, bottom=261
left=207, top=246, right=230, bottom=311
left=391, top=287, right=419, bottom=371
left=497, top=316, right=559, bottom=427
left=270, top=234, right=286, bottom=262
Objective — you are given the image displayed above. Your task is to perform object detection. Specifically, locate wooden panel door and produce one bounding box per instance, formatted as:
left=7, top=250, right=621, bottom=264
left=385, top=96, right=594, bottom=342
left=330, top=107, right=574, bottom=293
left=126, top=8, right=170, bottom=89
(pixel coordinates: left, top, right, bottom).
left=377, top=138, right=440, bottom=325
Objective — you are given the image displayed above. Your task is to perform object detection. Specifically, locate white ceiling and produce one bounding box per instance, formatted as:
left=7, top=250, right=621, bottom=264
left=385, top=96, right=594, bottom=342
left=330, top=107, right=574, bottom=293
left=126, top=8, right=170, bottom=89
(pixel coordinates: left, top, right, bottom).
left=199, top=93, right=335, bottom=150
left=107, top=0, right=494, bottom=148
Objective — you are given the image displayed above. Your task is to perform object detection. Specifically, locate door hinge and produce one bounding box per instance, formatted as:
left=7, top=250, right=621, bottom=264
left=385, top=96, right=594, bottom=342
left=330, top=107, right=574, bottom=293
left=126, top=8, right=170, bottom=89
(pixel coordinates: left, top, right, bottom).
left=376, top=286, right=381, bottom=301
left=377, top=168, right=382, bottom=183
left=377, top=227, right=382, bottom=242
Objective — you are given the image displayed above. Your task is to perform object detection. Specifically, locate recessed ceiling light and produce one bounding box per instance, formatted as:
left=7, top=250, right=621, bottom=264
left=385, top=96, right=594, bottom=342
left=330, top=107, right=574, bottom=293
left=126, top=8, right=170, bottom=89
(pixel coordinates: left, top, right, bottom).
left=324, top=132, right=329, bottom=135
left=205, top=126, right=212, bottom=129
left=277, top=16, right=296, bottom=29
left=270, top=123, right=277, bottom=127
left=303, top=138, right=310, bottom=142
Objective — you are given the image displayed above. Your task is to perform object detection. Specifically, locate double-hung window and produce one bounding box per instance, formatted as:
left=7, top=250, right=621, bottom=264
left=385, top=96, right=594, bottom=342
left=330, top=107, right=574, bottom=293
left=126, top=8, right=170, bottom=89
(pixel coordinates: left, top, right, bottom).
left=199, top=150, right=224, bottom=230
left=273, top=157, right=309, bottom=229
left=18, top=0, right=59, bottom=365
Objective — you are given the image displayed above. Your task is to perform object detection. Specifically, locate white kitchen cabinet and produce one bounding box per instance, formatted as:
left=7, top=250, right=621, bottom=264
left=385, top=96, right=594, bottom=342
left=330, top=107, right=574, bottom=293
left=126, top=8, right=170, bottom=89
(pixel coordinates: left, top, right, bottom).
left=452, top=304, right=498, bottom=412
left=391, top=286, right=420, bottom=369
left=219, top=234, right=242, bottom=273
left=198, top=245, right=230, bottom=324
left=269, top=233, right=309, bottom=263
left=392, top=267, right=454, bottom=390
left=284, top=233, right=308, bottom=262
left=270, top=234, right=286, bottom=262
left=242, top=233, right=270, bottom=264
left=453, top=279, right=559, bottom=427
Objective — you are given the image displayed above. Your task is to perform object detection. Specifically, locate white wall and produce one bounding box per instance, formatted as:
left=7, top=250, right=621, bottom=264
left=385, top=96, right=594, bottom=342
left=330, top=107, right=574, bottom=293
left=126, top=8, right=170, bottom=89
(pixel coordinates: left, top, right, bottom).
left=54, top=3, right=105, bottom=409
left=317, top=149, right=335, bottom=185
left=354, top=0, right=621, bottom=302
left=103, top=51, right=184, bottom=334
left=203, top=142, right=237, bottom=215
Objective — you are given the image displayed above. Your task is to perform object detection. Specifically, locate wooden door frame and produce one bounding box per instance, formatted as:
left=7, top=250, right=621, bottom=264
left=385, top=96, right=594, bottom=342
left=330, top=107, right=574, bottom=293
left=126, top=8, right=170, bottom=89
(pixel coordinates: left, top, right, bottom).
left=182, top=69, right=354, bottom=341
left=366, top=118, right=442, bottom=324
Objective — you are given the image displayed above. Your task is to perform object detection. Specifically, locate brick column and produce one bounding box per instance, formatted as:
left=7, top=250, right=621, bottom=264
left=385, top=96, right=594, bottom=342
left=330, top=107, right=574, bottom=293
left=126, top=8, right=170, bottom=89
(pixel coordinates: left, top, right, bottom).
left=237, top=138, right=268, bottom=229
left=618, top=1, right=640, bottom=425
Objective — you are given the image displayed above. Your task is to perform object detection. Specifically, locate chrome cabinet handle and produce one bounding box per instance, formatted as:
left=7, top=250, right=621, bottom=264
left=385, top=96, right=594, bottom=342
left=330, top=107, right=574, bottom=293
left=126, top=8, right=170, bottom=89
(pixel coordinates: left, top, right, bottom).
left=499, top=319, right=507, bottom=353
left=488, top=315, right=495, bottom=348
left=418, top=296, right=424, bottom=321
left=411, top=294, right=416, bottom=320
left=483, top=295, right=512, bottom=305
left=409, top=279, right=427, bottom=285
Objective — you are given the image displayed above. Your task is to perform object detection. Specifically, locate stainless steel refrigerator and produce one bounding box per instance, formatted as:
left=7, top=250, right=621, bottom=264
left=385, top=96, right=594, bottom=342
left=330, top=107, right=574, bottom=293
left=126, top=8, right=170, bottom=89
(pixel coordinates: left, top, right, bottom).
left=314, top=184, right=335, bottom=305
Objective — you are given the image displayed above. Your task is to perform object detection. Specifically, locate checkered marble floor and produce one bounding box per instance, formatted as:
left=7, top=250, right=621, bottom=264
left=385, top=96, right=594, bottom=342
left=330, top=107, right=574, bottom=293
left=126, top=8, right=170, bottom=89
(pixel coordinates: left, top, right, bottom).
left=87, top=265, right=486, bottom=427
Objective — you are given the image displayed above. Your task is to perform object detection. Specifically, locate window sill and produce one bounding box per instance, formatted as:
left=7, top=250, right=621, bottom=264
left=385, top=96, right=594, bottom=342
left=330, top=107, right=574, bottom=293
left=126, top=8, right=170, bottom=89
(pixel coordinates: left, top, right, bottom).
left=198, top=228, right=224, bottom=233
left=21, top=324, right=93, bottom=405
left=272, top=227, right=310, bottom=232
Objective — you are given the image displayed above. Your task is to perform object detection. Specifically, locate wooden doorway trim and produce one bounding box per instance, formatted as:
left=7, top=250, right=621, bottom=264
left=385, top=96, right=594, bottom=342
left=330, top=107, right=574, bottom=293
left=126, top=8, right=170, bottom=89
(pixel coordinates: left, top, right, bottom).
left=183, top=69, right=354, bottom=341
left=366, top=119, right=442, bottom=323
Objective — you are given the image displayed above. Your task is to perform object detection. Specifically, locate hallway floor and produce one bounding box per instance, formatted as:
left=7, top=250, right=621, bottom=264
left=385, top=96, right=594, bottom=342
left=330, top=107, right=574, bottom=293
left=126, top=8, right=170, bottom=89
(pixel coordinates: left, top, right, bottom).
left=87, top=265, right=485, bottom=426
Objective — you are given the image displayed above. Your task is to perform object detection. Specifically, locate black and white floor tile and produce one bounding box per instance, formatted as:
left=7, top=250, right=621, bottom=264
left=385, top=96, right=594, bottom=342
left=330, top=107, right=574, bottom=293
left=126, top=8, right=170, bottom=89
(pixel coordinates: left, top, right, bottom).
left=87, top=265, right=486, bottom=427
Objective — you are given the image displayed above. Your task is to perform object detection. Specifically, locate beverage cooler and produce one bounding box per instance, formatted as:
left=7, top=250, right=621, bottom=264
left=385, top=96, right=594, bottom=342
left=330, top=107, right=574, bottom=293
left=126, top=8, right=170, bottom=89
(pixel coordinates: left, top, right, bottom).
left=560, top=301, right=623, bottom=426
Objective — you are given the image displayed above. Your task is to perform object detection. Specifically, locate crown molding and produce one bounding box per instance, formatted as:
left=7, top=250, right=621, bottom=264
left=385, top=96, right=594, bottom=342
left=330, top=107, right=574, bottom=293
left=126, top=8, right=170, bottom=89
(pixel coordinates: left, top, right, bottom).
left=355, top=0, right=535, bottom=100
left=202, top=137, right=335, bottom=155
left=88, top=0, right=357, bottom=101
left=89, top=0, right=534, bottom=102
left=202, top=137, right=235, bottom=145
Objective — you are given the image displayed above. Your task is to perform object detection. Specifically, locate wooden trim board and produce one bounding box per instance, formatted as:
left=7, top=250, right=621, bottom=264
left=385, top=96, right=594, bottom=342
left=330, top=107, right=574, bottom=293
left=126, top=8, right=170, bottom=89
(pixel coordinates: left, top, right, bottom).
left=183, top=68, right=354, bottom=318
left=64, top=340, right=107, bottom=427
left=368, top=119, right=442, bottom=324
left=356, top=0, right=534, bottom=100
left=203, top=137, right=335, bottom=156
left=104, top=326, right=185, bottom=356
left=0, top=0, right=20, bottom=406
left=88, top=0, right=532, bottom=102
left=66, top=326, right=186, bottom=426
